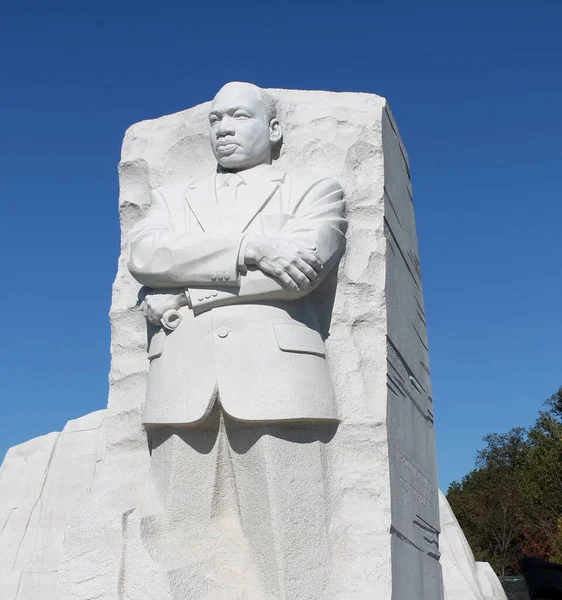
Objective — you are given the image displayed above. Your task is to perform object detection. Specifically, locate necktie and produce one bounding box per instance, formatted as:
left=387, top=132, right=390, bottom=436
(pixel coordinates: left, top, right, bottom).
left=217, top=173, right=243, bottom=227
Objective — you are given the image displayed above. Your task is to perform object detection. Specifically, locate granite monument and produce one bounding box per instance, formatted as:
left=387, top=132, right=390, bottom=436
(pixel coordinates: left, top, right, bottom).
left=0, top=83, right=509, bottom=600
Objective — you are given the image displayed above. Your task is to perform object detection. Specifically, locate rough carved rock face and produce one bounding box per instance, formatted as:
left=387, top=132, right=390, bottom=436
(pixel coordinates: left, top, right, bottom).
left=0, top=413, right=506, bottom=599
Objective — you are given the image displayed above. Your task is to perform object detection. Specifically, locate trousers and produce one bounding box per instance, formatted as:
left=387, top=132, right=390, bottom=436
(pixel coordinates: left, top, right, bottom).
left=141, top=401, right=338, bottom=600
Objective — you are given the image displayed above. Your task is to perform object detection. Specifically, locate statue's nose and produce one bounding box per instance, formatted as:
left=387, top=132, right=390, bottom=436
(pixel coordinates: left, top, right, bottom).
left=217, top=117, right=235, bottom=136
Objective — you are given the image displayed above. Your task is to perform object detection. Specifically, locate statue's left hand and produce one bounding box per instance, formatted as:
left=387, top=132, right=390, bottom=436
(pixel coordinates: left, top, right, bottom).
left=140, top=292, right=190, bottom=326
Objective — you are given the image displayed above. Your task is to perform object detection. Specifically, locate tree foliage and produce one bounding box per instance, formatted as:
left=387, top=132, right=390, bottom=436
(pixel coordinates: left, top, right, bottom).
left=447, top=387, right=562, bottom=575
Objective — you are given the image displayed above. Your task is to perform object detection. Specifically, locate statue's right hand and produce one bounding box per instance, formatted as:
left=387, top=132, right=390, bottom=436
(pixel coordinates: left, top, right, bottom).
left=140, top=291, right=189, bottom=326
left=244, top=235, right=322, bottom=291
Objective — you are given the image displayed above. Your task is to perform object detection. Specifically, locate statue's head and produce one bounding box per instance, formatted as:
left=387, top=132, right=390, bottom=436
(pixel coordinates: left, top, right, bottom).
left=209, top=82, right=282, bottom=171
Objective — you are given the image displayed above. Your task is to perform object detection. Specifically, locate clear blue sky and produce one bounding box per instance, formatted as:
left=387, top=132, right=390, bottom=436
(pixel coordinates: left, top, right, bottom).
left=1, top=1, right=560, bottom=491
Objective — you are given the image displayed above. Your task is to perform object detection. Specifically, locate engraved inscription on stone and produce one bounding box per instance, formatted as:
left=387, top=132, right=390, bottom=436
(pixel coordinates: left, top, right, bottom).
left=395, top=446, right=434, bottom=511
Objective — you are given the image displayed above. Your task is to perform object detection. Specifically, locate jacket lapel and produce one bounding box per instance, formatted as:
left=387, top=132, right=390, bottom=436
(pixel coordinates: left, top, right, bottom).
left=231, top=168, right=286, bottom=233
left=184, top=176, right=222, bottom=232
left=184, top=168, right=287, bottom=233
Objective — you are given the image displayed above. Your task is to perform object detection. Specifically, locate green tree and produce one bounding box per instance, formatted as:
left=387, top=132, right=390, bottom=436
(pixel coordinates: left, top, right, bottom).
left=518, top=392, right=562, bottom=561
left=446, top=387, right=562, bottom=575
left=447, top=428, right=526, bottom=575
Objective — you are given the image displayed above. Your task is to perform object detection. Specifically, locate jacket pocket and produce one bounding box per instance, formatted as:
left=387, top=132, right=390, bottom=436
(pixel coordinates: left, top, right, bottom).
left=273, top=323, right=325, bottom=356
left=147, top=329, right=166, bottom=360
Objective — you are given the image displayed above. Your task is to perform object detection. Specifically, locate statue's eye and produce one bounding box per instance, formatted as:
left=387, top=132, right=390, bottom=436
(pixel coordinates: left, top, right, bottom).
left=233, top=111, right=250, bottom=119
left=209, top=115, right=220, bottom=125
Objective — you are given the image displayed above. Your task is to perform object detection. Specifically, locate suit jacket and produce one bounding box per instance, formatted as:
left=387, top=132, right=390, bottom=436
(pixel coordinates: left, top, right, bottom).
left=127, top=164, right=346, bottom=425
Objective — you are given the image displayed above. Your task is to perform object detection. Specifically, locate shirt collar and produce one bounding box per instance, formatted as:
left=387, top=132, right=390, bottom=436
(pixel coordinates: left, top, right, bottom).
left=216, top=163, right=281, bottom=188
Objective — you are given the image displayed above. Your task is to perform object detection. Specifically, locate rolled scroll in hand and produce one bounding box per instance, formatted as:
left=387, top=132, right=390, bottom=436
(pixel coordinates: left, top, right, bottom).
left=160, top=309, right=183, bottom=331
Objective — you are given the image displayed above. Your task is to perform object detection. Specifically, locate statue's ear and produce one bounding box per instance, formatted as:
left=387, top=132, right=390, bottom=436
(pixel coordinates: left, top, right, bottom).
left=269, top=119, right=282, bottom=144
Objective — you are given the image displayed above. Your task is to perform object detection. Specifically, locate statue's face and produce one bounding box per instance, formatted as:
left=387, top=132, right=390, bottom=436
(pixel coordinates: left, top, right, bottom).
left=209, top=83, right=279, bottom=171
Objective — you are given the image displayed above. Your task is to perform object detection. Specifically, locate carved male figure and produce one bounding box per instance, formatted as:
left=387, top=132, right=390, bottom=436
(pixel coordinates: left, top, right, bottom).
left=127, top=82, right=347, bottom=596
left=128, top=82, right=346, bottom=423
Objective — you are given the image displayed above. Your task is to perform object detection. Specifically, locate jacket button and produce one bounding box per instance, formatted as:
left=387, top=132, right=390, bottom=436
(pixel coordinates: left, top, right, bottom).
left=212, top=291, right=218, bottom=297
left=197, top=294, right=204, bottom=301
left=217, top=327, right=228, bottom=338
left=224, top=273, right=230, bottom=281
left=205, top=292, right=211, bottom=299
left=211, top=272, right=217, bottom=280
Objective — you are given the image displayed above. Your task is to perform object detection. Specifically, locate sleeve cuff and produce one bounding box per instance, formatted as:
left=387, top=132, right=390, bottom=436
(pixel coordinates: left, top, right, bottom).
left=237, top=234, right=249, bottom=275
left=184, top=289, right=192, bottom=309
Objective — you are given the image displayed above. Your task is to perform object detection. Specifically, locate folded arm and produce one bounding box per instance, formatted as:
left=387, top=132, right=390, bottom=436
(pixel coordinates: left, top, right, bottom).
left=127, top=188, right=245, bottom=288
left=188, top=178, right=346, bottom=314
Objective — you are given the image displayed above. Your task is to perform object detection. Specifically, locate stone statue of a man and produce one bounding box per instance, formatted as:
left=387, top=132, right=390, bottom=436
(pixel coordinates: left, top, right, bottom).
left=127, top=82, right=347, bottom=596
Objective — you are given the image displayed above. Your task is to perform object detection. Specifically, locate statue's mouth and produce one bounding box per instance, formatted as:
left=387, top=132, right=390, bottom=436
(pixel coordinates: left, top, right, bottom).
left=216, top=142, right=239, bottom=155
